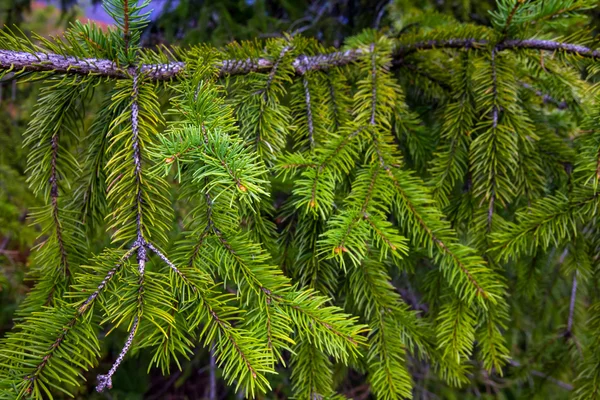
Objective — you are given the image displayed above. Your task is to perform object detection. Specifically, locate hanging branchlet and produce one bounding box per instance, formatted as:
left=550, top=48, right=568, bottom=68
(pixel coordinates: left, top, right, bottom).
left=488, top=47, right=499, bottom=232
left=96, top=317, right=139, bottom=392
left=228, top=38, right=296, bottom=162
left=14, top=78, right=92, bottom=316
left=95, top=68, right=148, bottom=393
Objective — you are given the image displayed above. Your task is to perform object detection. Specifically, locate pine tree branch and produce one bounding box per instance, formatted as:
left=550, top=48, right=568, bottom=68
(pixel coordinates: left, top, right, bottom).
left=1, top=39, right=598, bottom=80
left=501, top=0, right=526, bottom=37
left=334, top=167, right=380, bottom=254
left=264, top=45, right=292, bottom=99
left=123, top=0, right=130, bottom=54
left=79, top=245, right=140, bottom=313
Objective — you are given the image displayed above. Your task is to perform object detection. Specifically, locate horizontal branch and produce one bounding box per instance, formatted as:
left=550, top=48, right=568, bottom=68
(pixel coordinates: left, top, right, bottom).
left=0, top=39, right=598, bottom=80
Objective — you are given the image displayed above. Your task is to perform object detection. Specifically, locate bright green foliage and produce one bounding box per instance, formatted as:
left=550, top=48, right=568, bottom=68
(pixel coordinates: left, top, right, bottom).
left=1, top=0, right=600, bottom=399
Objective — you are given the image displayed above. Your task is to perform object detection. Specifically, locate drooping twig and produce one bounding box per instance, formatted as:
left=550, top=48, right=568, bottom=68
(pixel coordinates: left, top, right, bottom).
left=49, top=131, right=70, bottom=276
left=96, top=70, right=148, bottom=393
left=520, top=81, right=568, bottom=109
left=79, top=245, right=140, bottom=313
left=291, top=1, right=330, bottom=36
left=488, top=48, right=499, bottom=233
left=369, top=43, right=377, bottom=126
left=567, top=271, right=578, bottom=335
left=209, top=344, right=217, bottom=400
left=131, top=71, right=145, bottom=245
left=302, top=75, right=315, bottom=147
left=96, top=317, right=139, bottom=392
left=509, top=360, right=573, bottom=391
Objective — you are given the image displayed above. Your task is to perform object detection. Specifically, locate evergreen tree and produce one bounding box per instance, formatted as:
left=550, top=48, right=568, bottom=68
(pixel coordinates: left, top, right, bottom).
left=0, top=0, right=600, bottom=398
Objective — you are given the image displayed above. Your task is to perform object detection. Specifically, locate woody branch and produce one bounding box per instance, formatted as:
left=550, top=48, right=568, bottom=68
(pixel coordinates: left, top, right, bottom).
left=0, top=39, right=598, bottom=80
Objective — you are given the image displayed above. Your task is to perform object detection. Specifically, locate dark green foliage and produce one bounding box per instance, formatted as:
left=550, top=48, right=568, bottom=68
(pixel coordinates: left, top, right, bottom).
left=1, top=0, right=600, bottom=399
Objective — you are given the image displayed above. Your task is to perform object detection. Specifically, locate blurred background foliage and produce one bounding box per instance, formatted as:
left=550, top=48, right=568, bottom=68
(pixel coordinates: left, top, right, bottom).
left=0, top=0, right=598, bottom=398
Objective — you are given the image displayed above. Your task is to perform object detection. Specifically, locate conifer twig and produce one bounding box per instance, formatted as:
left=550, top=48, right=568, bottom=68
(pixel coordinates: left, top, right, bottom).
left=509, top=360, right=573, bottom=391
left=96, top=70, right=148, bottom=393
left=520, top=82, right=568, bottom=109
left=302, top=75, right=315, bottom=147
left=567, top=271, right=578, bottom=335
left=49, top=132, right=69, bottom=276
left=96, top=317, right=139, bottom=392
left=488, top=48, right=499, bottom=232
left=209, top=345, right=217, bottom=400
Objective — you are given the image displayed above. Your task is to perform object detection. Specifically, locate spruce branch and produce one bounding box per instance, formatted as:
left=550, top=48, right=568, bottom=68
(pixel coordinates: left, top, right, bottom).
left=1, top=39, right=598, bottom=80
left=4, top=1, right=600, bottom=396
left=78, top=245, right=140, bottom=312
left=369, top=43, right=377, bottom=126
left=264, top=44, right=292, bottom=100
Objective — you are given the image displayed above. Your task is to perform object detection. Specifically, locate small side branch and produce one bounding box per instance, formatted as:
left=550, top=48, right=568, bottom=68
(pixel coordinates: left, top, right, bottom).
left=79, top=245, right=139, bottom=313
left=146, top=241, right=187, bottom=279
left=369, top=43, right=377, bottom=126
left=302, top=75, right=315, bottom=147
left=509, top=360, right=573, bottom=391
left=520, top=82, right=568, bottom=109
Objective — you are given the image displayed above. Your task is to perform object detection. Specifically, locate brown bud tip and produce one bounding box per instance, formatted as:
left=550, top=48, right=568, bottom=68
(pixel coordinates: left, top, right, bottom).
left=165, top=157, right=174, bottom=164
left=238, top=183, right=247, bottom=192
left=334, top=246, right=348, bottom=254
left=309, top=200, right=316, bottom=208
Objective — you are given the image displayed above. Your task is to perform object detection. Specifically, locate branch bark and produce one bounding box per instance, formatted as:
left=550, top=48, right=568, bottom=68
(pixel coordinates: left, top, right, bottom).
left=0, top=39, right=598, bottom=80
